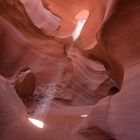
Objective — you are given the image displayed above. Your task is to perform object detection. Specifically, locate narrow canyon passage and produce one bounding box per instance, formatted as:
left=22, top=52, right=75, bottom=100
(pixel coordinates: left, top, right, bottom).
left=0, top=0, right=140, bottom=140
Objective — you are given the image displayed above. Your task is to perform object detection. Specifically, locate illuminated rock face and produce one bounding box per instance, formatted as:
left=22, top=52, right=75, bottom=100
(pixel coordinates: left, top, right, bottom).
left=19, top=0, right=61, bottom=35
left=0, top=0, right=140, bottom=140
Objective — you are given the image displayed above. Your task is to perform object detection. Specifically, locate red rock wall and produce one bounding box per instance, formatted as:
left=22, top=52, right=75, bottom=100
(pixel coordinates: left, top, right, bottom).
left=0, top=0, right=140, bottom=140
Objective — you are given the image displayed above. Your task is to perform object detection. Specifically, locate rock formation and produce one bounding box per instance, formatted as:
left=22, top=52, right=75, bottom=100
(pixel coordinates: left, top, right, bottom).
left=0, top=0, right=140, bottom=140
left=14, top=67, right=36, bottom=98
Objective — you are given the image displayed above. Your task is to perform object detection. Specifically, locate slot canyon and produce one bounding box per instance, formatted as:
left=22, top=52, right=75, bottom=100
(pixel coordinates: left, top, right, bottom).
left=0, top=0, right=140, bottom=139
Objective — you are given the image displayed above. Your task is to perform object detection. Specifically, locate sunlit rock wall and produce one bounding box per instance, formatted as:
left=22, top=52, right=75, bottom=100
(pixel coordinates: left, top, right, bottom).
left=77, top=0, right=140, bottom=139
left=0, top=0, right=140, bottom=140
left=0, top=0, right=116, bottom=105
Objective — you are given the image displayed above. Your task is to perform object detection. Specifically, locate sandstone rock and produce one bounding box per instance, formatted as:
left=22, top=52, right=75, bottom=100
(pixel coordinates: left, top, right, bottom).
left=0, top=75, right=25, bottom=134
left=14, top=67, right=36, bottom=98
left=0, top=0, right=140, bottom=140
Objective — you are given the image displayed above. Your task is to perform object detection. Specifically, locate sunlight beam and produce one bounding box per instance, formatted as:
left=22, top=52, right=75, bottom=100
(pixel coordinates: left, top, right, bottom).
left=72, top=19, right=87, bottom=41
left=72, top=10, right=89, bottom=41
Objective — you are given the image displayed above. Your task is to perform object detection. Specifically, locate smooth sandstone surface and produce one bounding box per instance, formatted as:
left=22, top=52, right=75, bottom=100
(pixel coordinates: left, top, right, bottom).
left=0, top=0, right=140, bottom=140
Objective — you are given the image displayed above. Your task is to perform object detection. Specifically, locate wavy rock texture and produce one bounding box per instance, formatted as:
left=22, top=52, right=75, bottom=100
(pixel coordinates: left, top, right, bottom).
left=0, top=0, right=140, bottom=140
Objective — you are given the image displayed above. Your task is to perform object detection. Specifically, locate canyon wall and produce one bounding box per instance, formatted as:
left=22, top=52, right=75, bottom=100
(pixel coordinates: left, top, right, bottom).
left=0, top=0, right=140, bottom=140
